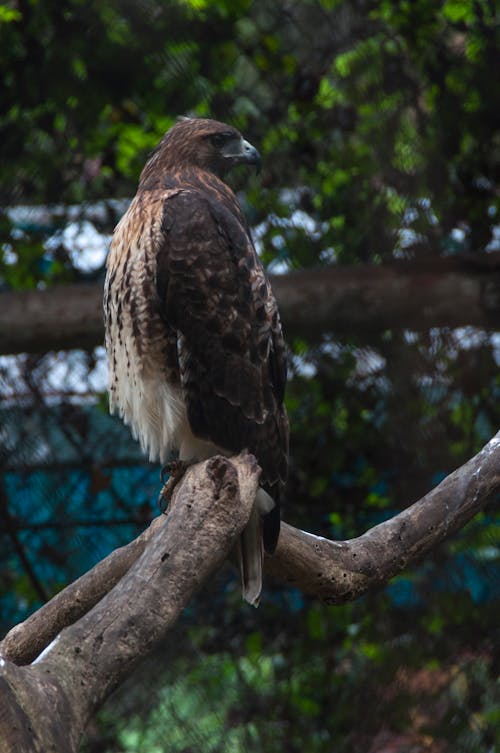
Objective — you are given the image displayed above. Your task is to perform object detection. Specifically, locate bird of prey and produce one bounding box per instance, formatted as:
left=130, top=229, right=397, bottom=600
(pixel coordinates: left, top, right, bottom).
left=104, top=117, right=288, bottom=605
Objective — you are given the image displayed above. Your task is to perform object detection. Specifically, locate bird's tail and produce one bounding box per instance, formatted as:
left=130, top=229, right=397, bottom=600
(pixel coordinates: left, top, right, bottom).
left=237, top=504, right=263, bottom=607
left=237, top=488, right=275, bottom=607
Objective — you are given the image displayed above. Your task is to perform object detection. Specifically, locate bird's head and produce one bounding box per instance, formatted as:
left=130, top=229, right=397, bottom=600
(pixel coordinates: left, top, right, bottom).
left=139, top=118, right=261, bottom=187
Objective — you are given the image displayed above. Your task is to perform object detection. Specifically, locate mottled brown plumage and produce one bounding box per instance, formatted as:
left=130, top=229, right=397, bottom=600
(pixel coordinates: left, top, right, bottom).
left=104, top=118, right=289, bottom=605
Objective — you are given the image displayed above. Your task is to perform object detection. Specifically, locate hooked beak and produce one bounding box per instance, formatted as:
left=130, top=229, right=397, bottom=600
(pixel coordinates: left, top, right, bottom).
left=239, top=139, right=261, bottom=172
left=222, top=137, right=261, bottom=173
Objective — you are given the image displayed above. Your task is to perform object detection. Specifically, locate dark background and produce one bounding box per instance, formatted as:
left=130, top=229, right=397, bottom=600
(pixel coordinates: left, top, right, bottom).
left=1, top=1, right=499, bottom=750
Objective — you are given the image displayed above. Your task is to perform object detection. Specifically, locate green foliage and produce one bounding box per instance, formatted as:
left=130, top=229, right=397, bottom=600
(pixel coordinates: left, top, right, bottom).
left=1, top=0, right=498, bottom=259
left=1, top=1, right=499, bottom=750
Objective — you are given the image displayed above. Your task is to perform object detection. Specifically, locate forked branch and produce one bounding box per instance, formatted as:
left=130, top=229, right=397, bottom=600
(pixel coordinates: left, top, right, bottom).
left=0, top=452, right=260, bottom=753
left=2, top=432, right=499, bottom=671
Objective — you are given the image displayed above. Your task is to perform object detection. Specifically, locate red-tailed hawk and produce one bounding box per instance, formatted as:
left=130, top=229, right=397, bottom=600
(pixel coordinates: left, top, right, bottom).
left=104, top=118, right=289, bottom=606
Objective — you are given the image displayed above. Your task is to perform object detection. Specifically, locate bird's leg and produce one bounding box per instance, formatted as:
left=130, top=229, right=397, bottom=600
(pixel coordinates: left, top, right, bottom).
left=158, top=459, right=192, bottom=514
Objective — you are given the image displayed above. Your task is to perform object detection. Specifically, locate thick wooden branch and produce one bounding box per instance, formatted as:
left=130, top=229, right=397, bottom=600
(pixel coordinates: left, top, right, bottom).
left=0, top=518, right=162, bottom=666
left=267, top=431, right=500, bottom=600
left=0, top=452, right=260, bottom=753
left=0, top=436, right=497, bottom=751
left=2, top=433, right=498, bottom=674
left=2, top=255, right=500, bottom=354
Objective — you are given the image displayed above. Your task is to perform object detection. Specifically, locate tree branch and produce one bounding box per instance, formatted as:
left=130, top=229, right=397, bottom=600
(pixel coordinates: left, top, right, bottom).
left=0, top=452, right=260, bottom=752
left=0, top=435, right=498, bottom=751
left=0, top=518, right=159, bottom=665
left=267, top=431, right=500, bottom=600
left=2, top=254, right=500, bottom=354
left=2, top=432, right=498, bottom=672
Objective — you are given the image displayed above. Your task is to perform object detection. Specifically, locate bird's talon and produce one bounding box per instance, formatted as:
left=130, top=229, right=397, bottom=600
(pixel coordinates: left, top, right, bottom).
left=157, top=460, right=190, bottom=514
left=160, top=464, right=170, bottom=485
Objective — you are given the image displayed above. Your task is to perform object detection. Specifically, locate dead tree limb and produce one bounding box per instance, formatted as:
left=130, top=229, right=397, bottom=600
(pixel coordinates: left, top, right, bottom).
left=0, top=519, right=161, bottom=666
left=0, top=452, right=260, bottom=753
left=2, top=432, right=499, bottom=676
left=266, top=431, right=500, bottom=600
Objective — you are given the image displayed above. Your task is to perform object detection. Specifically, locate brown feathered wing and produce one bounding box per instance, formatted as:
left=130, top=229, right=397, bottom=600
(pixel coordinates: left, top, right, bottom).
left=155, top=188, right=288, bottom=603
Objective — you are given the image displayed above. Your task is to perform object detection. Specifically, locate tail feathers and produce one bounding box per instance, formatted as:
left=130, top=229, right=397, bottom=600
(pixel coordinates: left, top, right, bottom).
left=237, top=506, right=263, bottom=607
left=257, top=487, right=280, bottom=554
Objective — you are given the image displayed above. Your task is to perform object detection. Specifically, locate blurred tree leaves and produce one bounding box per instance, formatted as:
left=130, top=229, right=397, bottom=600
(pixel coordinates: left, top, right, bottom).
left=1, top=1, right=499, bottom=750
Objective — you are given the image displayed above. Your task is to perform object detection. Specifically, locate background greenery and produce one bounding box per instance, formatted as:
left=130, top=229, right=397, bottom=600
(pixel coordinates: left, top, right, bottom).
left=1, top=0, right=499, bottom=751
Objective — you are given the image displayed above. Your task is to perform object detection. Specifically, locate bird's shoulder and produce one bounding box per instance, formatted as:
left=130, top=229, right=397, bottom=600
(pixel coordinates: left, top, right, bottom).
left=106, top=188, right=183, bottom=272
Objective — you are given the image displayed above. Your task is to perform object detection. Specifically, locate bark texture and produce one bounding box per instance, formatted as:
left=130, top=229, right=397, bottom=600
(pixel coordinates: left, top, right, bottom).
left=0, top=520, right=161, bottom=666
left=2, top=433, right=499, bottom=673
left=0, top=453, right=260, bottom=753
left=266, top=432, right=500, bottom=600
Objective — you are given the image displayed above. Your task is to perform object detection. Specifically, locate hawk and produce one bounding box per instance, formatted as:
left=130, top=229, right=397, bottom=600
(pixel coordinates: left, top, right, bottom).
left=104, top=118, right=289, bottom=606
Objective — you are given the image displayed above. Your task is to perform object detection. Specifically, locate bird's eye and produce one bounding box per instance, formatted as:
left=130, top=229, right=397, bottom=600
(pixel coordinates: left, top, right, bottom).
left=210, top=132, right=231, bottom=148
